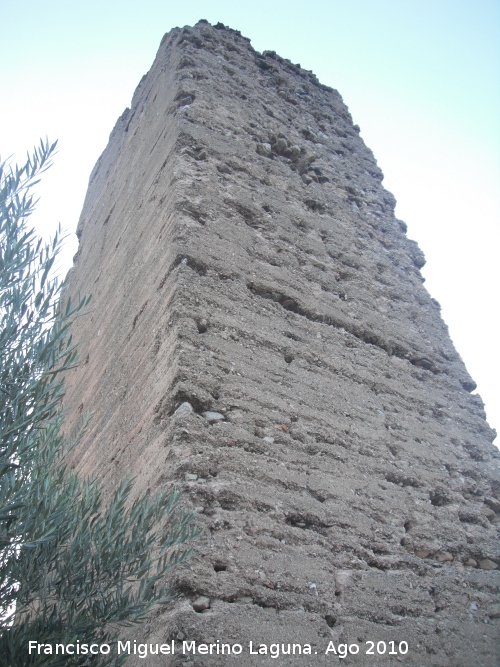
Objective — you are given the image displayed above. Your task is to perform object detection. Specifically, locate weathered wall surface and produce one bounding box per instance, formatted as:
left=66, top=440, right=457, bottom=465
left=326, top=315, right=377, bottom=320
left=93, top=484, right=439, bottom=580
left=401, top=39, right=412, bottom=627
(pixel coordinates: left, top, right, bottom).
left=63, top=21, right=500, bottom=666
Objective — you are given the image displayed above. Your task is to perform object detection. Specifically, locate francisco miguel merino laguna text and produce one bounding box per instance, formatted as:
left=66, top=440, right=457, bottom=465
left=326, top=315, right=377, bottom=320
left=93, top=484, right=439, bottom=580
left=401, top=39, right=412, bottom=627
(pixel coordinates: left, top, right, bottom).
left=29, top=639, right=410, bottom=658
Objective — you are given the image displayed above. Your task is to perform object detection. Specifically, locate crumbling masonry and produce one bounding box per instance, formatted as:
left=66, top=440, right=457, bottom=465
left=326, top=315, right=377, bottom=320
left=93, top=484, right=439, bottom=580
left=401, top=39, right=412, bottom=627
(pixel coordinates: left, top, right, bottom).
left=63, top=21, right=500, bottom=666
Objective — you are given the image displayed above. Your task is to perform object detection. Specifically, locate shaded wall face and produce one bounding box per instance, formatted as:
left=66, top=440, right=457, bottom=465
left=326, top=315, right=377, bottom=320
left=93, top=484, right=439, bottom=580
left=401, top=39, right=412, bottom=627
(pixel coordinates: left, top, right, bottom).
left=63, top=21, right=500, bottom=667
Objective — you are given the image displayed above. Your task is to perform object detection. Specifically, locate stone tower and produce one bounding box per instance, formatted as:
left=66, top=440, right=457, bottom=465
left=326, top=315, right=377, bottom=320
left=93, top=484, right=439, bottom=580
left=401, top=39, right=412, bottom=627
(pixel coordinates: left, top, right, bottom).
left=63, top=21, right=499, bottom=666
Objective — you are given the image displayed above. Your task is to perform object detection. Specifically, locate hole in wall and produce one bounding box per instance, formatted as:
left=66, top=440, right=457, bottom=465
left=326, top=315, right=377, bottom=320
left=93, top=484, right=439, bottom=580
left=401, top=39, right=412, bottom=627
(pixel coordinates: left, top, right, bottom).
left=213, top=563, right=227, bottom=572
left=325, top=614, right=337, bottom=628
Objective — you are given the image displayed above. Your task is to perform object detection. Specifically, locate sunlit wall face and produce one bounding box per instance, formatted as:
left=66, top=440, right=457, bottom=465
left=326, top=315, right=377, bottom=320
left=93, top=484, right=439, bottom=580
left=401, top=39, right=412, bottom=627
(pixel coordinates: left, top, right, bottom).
left=1, top=0, right=499, bottom=436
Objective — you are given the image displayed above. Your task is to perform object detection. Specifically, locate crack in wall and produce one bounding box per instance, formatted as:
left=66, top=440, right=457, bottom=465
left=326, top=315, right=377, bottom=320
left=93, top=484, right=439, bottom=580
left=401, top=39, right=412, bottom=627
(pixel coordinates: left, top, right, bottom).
left=247, top=281, right=439, bottom=373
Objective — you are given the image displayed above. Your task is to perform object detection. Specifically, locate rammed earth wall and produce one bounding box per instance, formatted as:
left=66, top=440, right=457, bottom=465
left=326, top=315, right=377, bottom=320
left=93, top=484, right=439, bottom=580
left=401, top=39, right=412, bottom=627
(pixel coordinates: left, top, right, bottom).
left=63, top=21, right=500, bottom=666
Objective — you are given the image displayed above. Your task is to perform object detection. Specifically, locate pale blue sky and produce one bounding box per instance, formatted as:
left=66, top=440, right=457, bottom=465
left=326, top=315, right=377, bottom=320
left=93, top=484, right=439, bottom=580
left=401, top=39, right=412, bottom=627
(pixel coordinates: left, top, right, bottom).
left=1, top=0, right=499, bottom=434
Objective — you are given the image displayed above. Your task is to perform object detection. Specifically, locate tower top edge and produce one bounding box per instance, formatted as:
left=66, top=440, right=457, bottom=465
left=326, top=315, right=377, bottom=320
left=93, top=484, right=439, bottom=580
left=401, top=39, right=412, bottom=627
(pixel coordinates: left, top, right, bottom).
left=157, top=19, right=334, bottom=94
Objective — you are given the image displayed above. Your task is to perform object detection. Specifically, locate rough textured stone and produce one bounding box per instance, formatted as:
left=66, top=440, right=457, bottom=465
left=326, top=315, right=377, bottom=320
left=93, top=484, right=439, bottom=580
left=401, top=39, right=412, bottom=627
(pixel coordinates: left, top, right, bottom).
left=479, top=559, right=498, bottom=571
left=191, top=596, right=211, bottom=612
left=173, top=401, right=193, bottom=416
left=63, top=20, right=500, bottom=667
left=202, top=411, right=225, bottom=423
